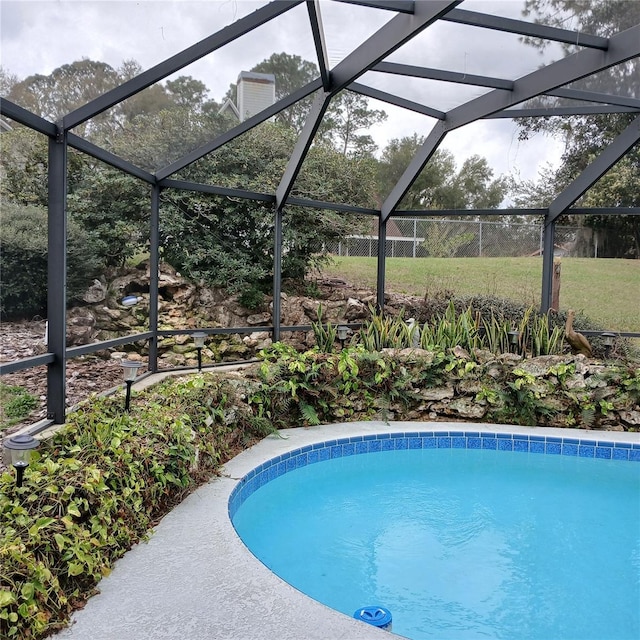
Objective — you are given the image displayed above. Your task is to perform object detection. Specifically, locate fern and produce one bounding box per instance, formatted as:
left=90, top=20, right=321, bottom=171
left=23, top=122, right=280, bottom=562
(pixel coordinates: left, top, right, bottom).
left=299, top=401, right=320, bottom=426
left=581, top=407, right=596, bottom=428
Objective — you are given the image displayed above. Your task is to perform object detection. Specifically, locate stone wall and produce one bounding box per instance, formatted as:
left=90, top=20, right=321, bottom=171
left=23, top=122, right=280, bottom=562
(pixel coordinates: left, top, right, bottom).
left=70, top=262, right=408, bottom=368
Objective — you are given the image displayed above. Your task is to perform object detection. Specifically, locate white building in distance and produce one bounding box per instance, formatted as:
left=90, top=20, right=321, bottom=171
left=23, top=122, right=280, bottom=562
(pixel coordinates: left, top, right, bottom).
left=219, top=71, right=276, bottom=122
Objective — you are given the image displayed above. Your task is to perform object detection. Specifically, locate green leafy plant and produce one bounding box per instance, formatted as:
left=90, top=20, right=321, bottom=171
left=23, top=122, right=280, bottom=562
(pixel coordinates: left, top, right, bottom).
left=311, top=304, right=337, bottom=353
left=0, top=203, right=102, bottom=319
left=358, top=305, right=408, bottom=350
left=0, top=383, right=38, bottom=429
left=0, top=374, right=270, bottom=639
left=238, top=285, right=265, bottom=311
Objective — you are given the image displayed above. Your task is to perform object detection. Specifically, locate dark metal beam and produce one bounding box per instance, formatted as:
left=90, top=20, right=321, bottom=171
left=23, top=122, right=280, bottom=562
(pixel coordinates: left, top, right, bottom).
left=376, top=218, right=387, bottom=312
left=334, top=0, right=415, bottom=14
left=67, top=133, right=155, bottom=183
left=485, top=105, right=640, bottom=119
left=391, top=207, right=640, bottom=216
left=373, top=62, right=640, bottom=111
left=47, top=131, right=67, bottom=424
left=372, top=63, right=640, bottom=111
left=569, top=207, right=640, bottom=215
left=382, top=25, right=639, bottom=221
left=307, top=1, right=332, bottom=91
left=548, top=114, right=640, bottom=223
left=155, top=78, right=322, bottom=181
left=0, top=97, right=57, bottom=136
left=443, top=8, right=609, bottom=50
left=392, top=208, right=546, bottom=217
left=276, top=91, right=333, bottom=208
left=149, top=185, right=160, bottom=373
left=540, top=220, right=556, bottom=312
left=349, top=81, right=446, bottom=119
left=330, top=0, right=463, bottom=93
left=0, top=353, right=55, bottom=375
left=277, top=0, right=461, bottom=208
left=381, top=120, right=447, bottom=220
left=287, top=196, right=378, bottom=215
left=548, top=88, right=640, bottom=109
left=66, top=333, right=154, bottom=358
left=160, top=179, right=275, bottom=203
left=446, top=25, right=640, bottom=131
left=338, top=1, right=609, bottom=49
left=273, top=208, right=284, bottom=342
left=373, top=61, right=514, bottom=90
left=62, top=1, right=303, bottom=130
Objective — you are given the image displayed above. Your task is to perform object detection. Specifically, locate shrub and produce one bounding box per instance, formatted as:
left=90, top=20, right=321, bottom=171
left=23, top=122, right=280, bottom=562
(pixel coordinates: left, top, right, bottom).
left=0, top=374, right=269, bottom=639
left=0, top=203, right=102, bottom=319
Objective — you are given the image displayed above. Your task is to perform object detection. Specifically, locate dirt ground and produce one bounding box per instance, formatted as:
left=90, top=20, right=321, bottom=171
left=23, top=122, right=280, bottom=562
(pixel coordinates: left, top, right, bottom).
left=1, top=319, right=131, bottom=437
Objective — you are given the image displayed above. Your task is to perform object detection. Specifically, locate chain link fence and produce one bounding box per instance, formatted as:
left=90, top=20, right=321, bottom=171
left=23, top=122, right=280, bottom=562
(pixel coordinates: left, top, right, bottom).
left=326, top=218, right=596, bottom=259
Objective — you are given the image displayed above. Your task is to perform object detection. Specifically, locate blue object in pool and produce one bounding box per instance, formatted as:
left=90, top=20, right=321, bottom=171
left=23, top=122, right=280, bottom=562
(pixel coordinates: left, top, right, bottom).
left=354, top=606, right=392, bottom=630
left=232, top=444, right=640, bottom=640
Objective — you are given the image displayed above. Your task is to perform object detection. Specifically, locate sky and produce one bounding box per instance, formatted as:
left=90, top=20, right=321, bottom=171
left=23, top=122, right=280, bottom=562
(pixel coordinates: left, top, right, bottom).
left=0, top=0, right=570, bottom=185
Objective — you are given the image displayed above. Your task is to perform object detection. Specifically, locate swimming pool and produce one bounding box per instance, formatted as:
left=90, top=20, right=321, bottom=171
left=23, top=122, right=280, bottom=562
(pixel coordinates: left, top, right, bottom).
left=230, top=427, right=640, bottom=640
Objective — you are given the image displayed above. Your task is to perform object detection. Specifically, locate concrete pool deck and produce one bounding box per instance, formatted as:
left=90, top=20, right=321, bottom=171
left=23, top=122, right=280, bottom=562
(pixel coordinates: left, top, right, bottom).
left=57, top=420, right=639, bottom=640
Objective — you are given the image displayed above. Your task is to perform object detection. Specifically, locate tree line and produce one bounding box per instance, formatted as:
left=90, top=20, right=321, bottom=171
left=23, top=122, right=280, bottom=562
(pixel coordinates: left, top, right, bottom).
left=0, top=53, right=507, bottom=318
left=1, top=0, right=637, bottom=319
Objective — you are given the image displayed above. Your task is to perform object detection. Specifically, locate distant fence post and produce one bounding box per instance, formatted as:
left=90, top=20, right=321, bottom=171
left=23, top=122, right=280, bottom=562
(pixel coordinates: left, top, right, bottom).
left=479, top=220, right=483, bottom=257
left=539, top=225, right=544, bottom=256
left=551, top=259, right=561, bottom=311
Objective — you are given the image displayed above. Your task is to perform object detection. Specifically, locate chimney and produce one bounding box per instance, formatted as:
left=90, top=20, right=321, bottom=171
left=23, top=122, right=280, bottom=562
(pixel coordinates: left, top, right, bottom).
left=236, top=71, right=276, bottom=122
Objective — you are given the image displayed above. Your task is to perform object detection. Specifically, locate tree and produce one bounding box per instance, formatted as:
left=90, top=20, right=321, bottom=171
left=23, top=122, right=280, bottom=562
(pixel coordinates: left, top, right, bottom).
left=1, top=55, right=380, bottom=297
left=377, top=135, right=507, bottom=210
left=165, top=76, right=208, bottom=110
left=377, top=136, right=508, bottom=257
left=246, top=53, right=388, bottom=157
left=67, top=165, right=151, bottom=268
left=0, top=67, right=18, bottom=95
left=320, top=91, right=387, bottom=157
left=160, top=123, right=376, bottom=294
left=515, top=0, right=640, bottom=257
left=0, top=203, right=102, bottom=319
left=249, top=52, right=319, bottom=133
left=102, top=105, right=229, bottom=173
left=6, top=59, right=122, bottom=135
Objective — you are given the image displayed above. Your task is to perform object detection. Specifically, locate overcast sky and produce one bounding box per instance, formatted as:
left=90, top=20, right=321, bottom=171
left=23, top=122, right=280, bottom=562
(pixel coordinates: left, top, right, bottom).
left=1, top=0, right=569, bottom=185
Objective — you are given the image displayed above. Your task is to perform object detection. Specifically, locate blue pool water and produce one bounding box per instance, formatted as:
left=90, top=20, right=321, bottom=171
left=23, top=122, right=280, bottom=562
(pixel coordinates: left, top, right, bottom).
left=232, top=445, right=640, bottom=640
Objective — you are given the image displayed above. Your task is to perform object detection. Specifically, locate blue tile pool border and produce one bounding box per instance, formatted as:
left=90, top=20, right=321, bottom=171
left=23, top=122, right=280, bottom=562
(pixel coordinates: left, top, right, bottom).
left=228, top=430, right=640, bottom=519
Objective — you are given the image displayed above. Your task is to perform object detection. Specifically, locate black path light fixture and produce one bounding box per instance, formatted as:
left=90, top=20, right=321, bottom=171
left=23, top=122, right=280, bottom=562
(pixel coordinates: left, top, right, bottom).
left=121, top=360, right=142, bottom=411
left=191, top=332, right=207, bottom=371
left=3, top=433, right=39, bottom=487
left=507, top=329, right=520, bottom=354
left=601, top=332, right=616, bottom=358
left=336, top=325, right=349, bottom=350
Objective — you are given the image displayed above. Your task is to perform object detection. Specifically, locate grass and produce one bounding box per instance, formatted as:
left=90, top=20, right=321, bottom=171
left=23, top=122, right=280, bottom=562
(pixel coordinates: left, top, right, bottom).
left=319, top=257, right=640, bottom=333
left=0, top=382, right=38, bottom=432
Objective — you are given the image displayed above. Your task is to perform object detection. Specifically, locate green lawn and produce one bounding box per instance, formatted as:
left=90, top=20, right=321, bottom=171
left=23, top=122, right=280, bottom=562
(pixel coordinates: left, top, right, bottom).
left=320, top=257, right=640, bottom=333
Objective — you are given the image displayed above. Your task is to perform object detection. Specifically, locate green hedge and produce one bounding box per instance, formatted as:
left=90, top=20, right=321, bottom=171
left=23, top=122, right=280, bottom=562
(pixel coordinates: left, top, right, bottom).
left=0, top=203, right=102, bottom=320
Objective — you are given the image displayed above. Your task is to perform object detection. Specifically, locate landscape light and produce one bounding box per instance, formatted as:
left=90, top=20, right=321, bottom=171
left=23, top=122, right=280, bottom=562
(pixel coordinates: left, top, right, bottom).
left=3, top=433, right=39, bottom=487
left=336, top=325, right=349, bottom=350
left=121, top=360, right=142, bottom=411
left=507, top=330, right=520, bottom=354
left=601, top=332, right=616, bottom=358
left=191, top=332, right=207, bottom=372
